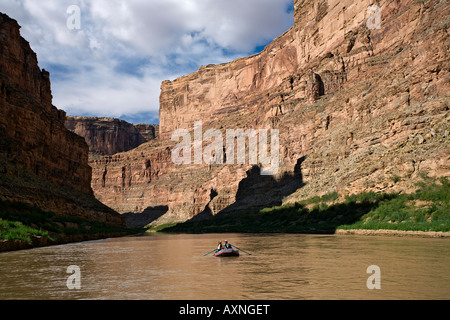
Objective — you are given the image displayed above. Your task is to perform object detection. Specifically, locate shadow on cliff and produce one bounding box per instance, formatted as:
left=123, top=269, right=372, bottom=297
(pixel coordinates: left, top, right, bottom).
left=188, top=156, right=306, bottom=222
left=123, top=205, right=168, bottom=229
left=163, top=156, right=401, bottom=234
left=190, top=189, right=219, bottom=222
left=220, top=156, right=306, bottom=216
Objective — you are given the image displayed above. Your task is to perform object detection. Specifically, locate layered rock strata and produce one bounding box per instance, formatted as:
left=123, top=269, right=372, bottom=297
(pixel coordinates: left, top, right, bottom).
left=65, top=116, right=158, bottom=156
left=91, top=0, right=449, bottom=226
left=0, top=13, right=124, bottom=226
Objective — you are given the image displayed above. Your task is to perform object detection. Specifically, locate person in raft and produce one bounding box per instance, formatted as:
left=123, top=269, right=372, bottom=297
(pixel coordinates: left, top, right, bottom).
left=217, top=241, right=223, bottom=251
left=224, top=240, right=232, bottom=249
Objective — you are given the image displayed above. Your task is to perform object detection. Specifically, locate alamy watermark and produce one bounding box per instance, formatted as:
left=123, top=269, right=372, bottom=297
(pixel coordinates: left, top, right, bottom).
left=65, top=4, right=381, bottom=32
left=66, top=265, right=81, bottom=290
left=366, top=265, right=381, bottom=290
left=366, top=5, right=382, bottom=30
left=66, top=5, right=81, bottom=30
left=171, top=121, right=280, bottom=176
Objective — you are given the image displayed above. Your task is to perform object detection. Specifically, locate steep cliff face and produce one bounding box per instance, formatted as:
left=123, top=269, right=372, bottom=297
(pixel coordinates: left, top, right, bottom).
left=158, top=26, right=298, bottom=140
left=65, top=116, right=158, bottom=156
left=92, top=0, right=449, bottom=226
left=158, top=0, right=375, bottom=139
left=0, top=13, right=124, bottom=226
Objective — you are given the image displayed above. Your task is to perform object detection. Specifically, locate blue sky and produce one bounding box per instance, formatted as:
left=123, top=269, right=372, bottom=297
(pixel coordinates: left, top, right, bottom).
left=0, top=0, right=294, bottom=124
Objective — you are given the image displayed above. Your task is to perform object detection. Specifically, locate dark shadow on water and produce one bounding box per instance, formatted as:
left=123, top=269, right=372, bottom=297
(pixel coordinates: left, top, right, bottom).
left=123, top=205, right=168, bottom=228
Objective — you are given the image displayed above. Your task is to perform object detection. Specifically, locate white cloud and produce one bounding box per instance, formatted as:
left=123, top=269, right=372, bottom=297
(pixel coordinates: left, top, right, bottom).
left=0, top=0, right=293, bottom=124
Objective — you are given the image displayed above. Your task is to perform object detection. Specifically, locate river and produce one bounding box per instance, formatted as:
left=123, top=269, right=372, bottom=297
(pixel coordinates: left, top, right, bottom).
left=0, top=233, right=449, bottom=300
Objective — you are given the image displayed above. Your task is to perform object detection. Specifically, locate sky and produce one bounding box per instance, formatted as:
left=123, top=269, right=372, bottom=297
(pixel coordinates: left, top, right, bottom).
left=0, top=0, right=294, bottom=124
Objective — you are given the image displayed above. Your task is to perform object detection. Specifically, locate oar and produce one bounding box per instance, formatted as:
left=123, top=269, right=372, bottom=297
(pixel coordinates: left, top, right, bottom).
left=203, top=249, right=217, bottom=256
left=231, top=244, right=251, bottom=255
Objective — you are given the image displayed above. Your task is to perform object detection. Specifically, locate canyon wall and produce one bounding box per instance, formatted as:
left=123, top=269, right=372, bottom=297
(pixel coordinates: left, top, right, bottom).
left=66, top=116, right=158, bottom=156
left=91, top=0, right=449, bottom=226
left=158, top=0, right=390, bottom=139
left=0, top=13, right=124, bottom=226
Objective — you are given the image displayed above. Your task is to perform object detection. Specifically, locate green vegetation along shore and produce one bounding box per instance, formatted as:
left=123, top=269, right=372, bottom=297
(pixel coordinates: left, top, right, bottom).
left=0, top=200, right=139, bottom=252
left=2, top=178, right=448, bottom=252
left=161, top=178, right=450, bottom=236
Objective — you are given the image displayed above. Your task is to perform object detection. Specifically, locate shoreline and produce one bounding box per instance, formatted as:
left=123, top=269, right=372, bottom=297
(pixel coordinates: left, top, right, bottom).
left=2, top=228, right=449, bottom=253
left=335, top=229, right=450, bottom=238
left=160, top=227, right=450, bottom=239
left=0, top=232, right=128, bottom=253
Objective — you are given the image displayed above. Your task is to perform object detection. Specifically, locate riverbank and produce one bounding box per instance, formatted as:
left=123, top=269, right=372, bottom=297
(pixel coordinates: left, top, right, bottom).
left=0, top=232, right=129, bottom=253
left=0, top=200, right=141, bottom=253
left=161, top=178, right=450, bottom=236
left=335, top=229, right=450, bottom=238
left=2, top=178, right=448, bottom=252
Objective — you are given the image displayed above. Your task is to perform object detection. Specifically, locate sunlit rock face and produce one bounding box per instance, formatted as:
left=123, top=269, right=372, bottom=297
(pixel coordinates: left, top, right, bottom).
left=90, top=0, right=449, bottom=225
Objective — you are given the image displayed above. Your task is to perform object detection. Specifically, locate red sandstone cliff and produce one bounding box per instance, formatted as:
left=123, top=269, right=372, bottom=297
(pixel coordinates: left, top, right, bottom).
left=0, top=13, right=124, bottom=226
left=91, top=0, right=449, bottom=226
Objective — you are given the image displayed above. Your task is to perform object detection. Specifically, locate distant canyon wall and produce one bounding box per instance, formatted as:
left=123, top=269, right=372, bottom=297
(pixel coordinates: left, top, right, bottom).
left=91, top=0, right=449, bottom=226
left=66, top=116, right=158, bottom=156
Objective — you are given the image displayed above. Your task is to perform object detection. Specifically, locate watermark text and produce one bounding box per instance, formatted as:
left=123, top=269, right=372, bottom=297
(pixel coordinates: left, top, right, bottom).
left=66, top=5, right=81, bottom=30
left=66, top=265, right=81, bottom=290
left=171, top=121, right=280, bottom=176
left=366, top=265, right=381, bottom=290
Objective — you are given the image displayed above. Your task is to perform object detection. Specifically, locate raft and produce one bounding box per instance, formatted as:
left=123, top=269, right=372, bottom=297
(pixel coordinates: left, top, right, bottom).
left=214, top=248, right=239, bottom=257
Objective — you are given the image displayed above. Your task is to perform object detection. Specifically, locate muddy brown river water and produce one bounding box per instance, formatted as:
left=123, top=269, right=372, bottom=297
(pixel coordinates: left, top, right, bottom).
left=0, top=233, right=449, bottom=300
